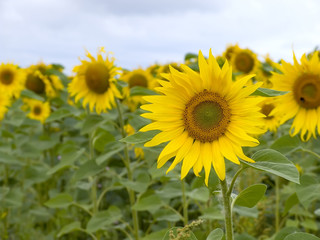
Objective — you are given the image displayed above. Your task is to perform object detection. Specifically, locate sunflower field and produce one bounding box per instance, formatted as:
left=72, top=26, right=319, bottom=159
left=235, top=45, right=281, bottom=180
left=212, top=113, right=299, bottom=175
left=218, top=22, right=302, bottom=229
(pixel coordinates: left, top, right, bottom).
left=1, top=45, right=320, bottom=240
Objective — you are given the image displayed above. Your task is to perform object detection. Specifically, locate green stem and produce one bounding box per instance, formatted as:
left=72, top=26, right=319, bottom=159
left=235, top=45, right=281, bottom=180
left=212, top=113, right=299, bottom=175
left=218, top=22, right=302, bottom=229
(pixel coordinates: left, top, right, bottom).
left=220, top=179, right=234, bottom=240
left=181, top=180, right=188, bottom=225
left=298, top=148, right=320, bottom=160
left=275, top=176, right=280, bottom=232
left=115, top=99, right=139, bottom=240
left=227, top=165, right=245, bottom=197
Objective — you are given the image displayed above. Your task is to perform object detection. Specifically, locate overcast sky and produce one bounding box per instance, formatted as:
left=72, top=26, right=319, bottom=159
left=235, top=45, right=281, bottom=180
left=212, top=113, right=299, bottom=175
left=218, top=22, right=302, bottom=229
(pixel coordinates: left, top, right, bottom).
left=1, top=0, right=319, bottom=74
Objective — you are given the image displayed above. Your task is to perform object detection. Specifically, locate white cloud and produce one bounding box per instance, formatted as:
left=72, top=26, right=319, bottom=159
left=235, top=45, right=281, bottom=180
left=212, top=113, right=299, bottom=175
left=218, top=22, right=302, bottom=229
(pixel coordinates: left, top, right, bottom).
left=0, top=0, right=319, bottom=74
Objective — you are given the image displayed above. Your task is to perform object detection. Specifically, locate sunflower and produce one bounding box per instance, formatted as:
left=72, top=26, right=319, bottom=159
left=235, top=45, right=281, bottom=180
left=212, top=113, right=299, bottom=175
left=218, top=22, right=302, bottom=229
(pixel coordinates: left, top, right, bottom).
left=23, top=98, right=50, bottom=123
left=270, top=53, right=320, bottom=141
left=68, top=48, right=121, bottom=114
left=258, top=97, right=281, bottom=132
left=0, top=94, right=10, bottom=120
left=140, top=50, right=264, bottom=184
left=223, top=43, right=240, bottom=61
left=0, top=63, right=25, bottom=98
left=26, top=63, right=64, bottom=98
left=231, top=48, right=260, bottom=77
left=121, top=68, right=158, bottom=111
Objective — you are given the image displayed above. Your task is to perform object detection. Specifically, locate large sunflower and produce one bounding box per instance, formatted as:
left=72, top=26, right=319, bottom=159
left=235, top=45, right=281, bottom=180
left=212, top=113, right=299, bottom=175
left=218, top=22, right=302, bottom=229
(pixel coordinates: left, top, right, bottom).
left=68, top=48, right=121, bottom=114
left=271, top=53, right=320, bottom=141
left=0, top=63, right=25, bottom=98
left=140, top=50, right=264, bottom=184
left=23, top=98, right=50, bottom=124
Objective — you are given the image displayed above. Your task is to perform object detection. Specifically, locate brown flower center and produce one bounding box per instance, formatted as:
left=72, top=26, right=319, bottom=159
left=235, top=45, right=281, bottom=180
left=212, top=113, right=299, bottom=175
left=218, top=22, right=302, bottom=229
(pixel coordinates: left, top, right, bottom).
left=85, top=63, right=110, bottom=94
left=183, top=90, right=231, bottom=142
left=260, top=103, right=275, bottom=120
left=26, top=74, right=45, bottom=94
left=128, top=74, right=148, bottom=88
left=0, top=70, right=14, bottom=85
left=293, top=74, right=320, bottom=109
left=33, top=105, right=42, bottom=115
left=234, top=52, right=255, bottom=73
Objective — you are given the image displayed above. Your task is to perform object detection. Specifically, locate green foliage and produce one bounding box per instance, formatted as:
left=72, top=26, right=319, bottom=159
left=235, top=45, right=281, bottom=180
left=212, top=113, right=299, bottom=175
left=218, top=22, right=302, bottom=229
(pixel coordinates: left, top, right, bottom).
left=233, top=184, right=267, bottom=208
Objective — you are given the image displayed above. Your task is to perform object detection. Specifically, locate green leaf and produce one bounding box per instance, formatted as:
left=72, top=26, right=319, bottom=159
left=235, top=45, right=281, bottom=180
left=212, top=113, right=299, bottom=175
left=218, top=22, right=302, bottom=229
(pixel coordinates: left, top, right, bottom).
left=242, top=149, right=300, bottom=184
left=2, top=187, right=24, bottom=208
left=132, top=194, right=163, bottom=212
left=233, top=206, right=259, bottom=218
left=0, top=151, right=24, bottom=166
left=283, top=193, right=299, bottom=216
left=251, top=88, right=288, bottom=97
left=119, top=172, right=150, bottom=193
left=57, top=221, right=81, bottom=237
left=81, top=115, right=105, bottom=135
left=201, top=207, right=224, bottom=220
left=95, top=142, right=124, bottom=165
left=45, top=108, right=72, bottom=122
left=270, top=135, right=301, bottom=155
left=234, top=184, right=267, bottom=208
left=284, top=232, right=320, bottom=240
left=141, top=229, right=168, bottom=240
left=0, top=187, right=10, bottom=200
left=86, top=206, right=122, bottom=233
left=162, top=227, right=198, bottom=240
left=20, top=89, right=44, bottom=101
left=47, top=148, right=85, bottom=175
left=44, top=193, right=73, bottom=208
left=185, top=53, right=198, bottom=61
left=296, top=175, right=320, bottom=209
left=274, top=227, right=299, bottom=240
left=187, top=187, right=210, bottom=202
left=73, top=159, right=104, bottom=182
left=119, top=130, right=160, bottom=144
left=153, top=208, right=182, bottom=222
left=315, top=209, right=320, bottom=216
left=130, top=86, right=157, bottom=96
left=206, top=228, right=224, bottom=240
left=93, top=129, right=115, bottom=152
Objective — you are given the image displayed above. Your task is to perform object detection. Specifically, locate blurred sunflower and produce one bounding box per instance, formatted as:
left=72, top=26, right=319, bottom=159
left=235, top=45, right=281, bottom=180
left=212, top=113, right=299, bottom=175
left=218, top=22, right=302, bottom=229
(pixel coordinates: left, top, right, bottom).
left=23, top=98, right=50, bottom=123
left=121, top=68, right=157, bottom=111
left=0, top=94, right=10, bottom=120
left=223, top=43, right=240, bottom=61
left=258, top=97, right=281, bottom=132
left=231, top=48, right=260, bottom=78
left=68, top=48, right=121, bottom=114
left=140, top=50, right=264, bottom=184
left=26, top=63, right=63, bottom=98
left=0, top=63, right=25, bottom=98
left=271, top=53, right=320, bottom=141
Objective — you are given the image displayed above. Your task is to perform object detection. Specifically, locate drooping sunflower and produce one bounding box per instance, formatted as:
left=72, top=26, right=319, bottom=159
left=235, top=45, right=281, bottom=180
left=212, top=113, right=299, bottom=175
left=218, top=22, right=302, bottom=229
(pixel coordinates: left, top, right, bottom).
left=231, top=48, right=260, bottom=78
left=0, top=94, right=10, bottom=120
left=23, top=98, right=50, bottom=123
left=140, top=50, right=264, bottom=184
left=258, top=97, right=282, bottom=132
left=270, top=53, right=320, bottom=141
left=0, top=63, right=25, bottom=98
left=121, top=68, right=158, bottom=111
left=68, top=48, right=121, bottom=114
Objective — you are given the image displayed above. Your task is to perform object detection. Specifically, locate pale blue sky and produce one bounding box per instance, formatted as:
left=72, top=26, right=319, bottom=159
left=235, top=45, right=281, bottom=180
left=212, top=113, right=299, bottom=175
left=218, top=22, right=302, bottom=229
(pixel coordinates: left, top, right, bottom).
left=0, top=0, right=319, bottom=74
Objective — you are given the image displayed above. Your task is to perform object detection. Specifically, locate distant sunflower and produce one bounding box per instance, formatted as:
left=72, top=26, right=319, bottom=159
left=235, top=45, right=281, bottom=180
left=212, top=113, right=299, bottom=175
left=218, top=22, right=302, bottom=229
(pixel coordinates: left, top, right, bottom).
left=140, top=50, right=264, bottom=184
left=271, top=53, right=320, bottom=141
left=258, top=97, right=281, bottom=132
left=23, top=99, right=50, bottom=123
left=68, top=48, right=121, bottom=114
left=0, top=94, right=10, bottom=120
left=223, top=43, right=240, bottom=61
left=231, top=48, right=260, bottom=77
left=122, top=68, right=157, bottom=110
left=0, top=63, right=25, bottom=98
